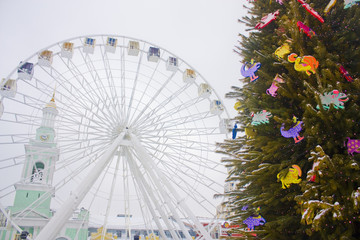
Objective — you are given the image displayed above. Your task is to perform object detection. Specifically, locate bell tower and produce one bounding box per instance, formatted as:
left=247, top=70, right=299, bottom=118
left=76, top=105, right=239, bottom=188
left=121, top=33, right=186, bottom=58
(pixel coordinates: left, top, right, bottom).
left=10, top=94, right=59, bottom=220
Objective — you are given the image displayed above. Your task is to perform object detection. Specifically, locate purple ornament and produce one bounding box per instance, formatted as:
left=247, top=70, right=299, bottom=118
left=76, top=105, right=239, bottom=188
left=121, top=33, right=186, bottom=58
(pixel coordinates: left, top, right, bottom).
left=243, top=215, right=266, bottom=231
left=344, top=137, right=360, bottom=156
left=241, top=59, right=261, bottom=82
left=280, top=116, right=304, bottom=143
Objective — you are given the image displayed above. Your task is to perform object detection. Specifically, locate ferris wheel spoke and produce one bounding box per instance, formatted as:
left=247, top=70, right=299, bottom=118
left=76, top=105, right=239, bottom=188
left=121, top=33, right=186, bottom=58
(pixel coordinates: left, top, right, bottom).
left=77, top=50, right=119, bottom=125
left=132, top=81, right=195, bottom=128
left=160, top=153, right=224, bottom=193
left=159, top=161, right=220, bottom=216
left=61, top=55, right=109, bottom=107
left=145, top=127, right=220, bottom=138
left=136, top=94, right=208, bottom=131
left=52, top=52, right=118, bottom=128
left=130, top=72, right=180, bottom=127
left=36, top=65, right=97, bottom=112
left=99, top=44, right=122, bottom=123
left=125, top=46, right=145, bottom=125
left=143, top=111, right=216, bottom=134
left=28, top=67, right=115, bottom=131
left=142, top=134, right=216, bottom=152
left=126, top=149, right=178, bottom=240
left=130, top=134, right=214, bottom=240
left=98, top=43, right=123, bottom=123
left=127, top=50, right=163, bottom=125
left=142, top=140, right=223, bottom=172
left=128, top=148, right=190, bottom=240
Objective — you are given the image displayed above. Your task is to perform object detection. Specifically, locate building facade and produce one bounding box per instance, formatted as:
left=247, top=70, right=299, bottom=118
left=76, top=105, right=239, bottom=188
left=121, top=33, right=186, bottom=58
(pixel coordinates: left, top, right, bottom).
left=0, top=96, right=89, bottom=240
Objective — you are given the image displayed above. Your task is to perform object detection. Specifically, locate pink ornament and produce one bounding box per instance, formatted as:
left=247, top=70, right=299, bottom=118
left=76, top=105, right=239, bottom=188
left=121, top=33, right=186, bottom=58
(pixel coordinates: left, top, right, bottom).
left=345, top=138, right=360, bottom=155
left=297, top=21, right=316, bottom=38
left=255, top=10, right=280, bottom=29
left=297, top=0, right=324, bottom=23
left=339, top=65, right=353, bottom=82
left=266, top=74, right=284, bottom=97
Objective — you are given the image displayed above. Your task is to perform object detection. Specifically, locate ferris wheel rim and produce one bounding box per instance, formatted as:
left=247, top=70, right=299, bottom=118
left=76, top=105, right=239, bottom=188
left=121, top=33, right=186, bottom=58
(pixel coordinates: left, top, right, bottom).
left=3, top=33, right=231, bottom=119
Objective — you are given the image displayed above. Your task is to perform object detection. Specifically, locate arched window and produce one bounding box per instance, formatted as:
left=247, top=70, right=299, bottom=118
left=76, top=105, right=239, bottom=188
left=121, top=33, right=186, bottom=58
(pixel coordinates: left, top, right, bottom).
left=55, top=237, right=70, bottom=240
left=31, top=162, right=44, bottom=183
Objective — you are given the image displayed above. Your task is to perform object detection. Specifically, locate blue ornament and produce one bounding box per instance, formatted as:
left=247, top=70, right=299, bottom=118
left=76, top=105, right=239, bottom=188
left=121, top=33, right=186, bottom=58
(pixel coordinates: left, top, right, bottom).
left=232, top=123, right=238, bottom=139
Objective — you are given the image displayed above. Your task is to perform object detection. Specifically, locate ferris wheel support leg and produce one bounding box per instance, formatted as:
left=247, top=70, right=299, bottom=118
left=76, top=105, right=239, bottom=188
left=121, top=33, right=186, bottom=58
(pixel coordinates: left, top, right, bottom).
left=130, top=135, right=192, bottom=240
left=35, top=133, right=126, bottom=240
left=130, top=134, right=214, bottom=240
left=125, top=149, right=176, bottom=240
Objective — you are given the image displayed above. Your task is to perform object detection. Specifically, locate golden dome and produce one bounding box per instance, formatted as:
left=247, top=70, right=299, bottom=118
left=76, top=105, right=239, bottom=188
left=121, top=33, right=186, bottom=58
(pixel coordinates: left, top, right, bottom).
left=45, top=92, right=57, bottom=109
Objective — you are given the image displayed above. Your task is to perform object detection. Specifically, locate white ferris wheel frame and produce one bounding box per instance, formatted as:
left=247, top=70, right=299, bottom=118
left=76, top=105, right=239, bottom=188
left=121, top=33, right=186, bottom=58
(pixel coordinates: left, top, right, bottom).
left=0, top=34, right=231, bottom=240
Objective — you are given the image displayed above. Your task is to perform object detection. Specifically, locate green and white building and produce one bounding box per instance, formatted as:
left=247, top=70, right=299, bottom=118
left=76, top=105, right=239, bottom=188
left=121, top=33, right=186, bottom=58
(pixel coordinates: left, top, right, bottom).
left=0, top=96, right=89, bottom=240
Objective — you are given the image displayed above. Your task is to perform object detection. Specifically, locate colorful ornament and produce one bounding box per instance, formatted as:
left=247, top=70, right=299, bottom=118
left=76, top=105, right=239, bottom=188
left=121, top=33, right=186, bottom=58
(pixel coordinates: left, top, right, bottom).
left=345, top=137, right=360, bottom=155
left=344, top=0, right=360, bottom=9
left=277, top=164, right=302, bottom=189
left=232, top=123, right=238, bottom=139
left=266, top=74, right=285, bottom=97
left=339, top=64, right=353, bottom=82
left=270, top=0, right=285, bottom=5
left=241, top=59, right=261, bottom=82
left=245, top=129, right=256, bottom=139
left=251, top=110, right=272, bottom=125
left=287, top=53, right=319, bottom=76
left=275, top=41, right=291, bottom=59
left=316, top=90, right=349, bottom=110
left=234, top=101, right=241, bottom=111
left=245, top=126, right=257, bottom=138
left=243, top=215, right=266, bottom=231
left=297, top=0, right=325, bottom=23
left=280, top=116, right=304, bottom=143
left=324, top=0, right=337, bottom=14
left=297, top=21, right=316, bottom=38
left=255, top=10, right=280, bottom=29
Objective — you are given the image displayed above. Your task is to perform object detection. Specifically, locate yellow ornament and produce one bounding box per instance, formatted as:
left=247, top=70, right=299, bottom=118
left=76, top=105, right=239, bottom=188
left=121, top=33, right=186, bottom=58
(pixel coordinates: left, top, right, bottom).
left=90, top=227, right=117, bottom=240
left=277, top=164, right=302, bottom=189
left=275, top=41, right=291, bottom=59
left=245, top=126, right=257, bottom=139
left=234, top=101, right=241, bottom=111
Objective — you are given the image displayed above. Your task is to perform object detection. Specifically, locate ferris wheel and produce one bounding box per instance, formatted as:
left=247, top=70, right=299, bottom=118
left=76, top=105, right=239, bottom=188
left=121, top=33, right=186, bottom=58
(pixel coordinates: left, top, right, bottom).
left=0, top=35, right=230, bottom=240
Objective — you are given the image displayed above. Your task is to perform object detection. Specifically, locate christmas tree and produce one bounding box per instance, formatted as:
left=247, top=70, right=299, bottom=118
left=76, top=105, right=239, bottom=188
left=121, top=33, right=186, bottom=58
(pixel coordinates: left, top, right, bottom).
left=219, top=0, right=360, bottom=239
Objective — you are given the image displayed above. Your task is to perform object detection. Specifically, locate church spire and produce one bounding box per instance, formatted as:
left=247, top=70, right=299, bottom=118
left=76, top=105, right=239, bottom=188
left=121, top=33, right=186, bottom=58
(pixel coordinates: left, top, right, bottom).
left=41, top=89, right=58, bottom=128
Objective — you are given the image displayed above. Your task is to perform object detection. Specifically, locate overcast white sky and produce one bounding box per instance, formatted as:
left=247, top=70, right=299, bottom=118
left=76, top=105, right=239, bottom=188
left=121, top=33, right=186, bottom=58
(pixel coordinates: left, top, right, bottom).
left=0, top=0, right=248, bottom=117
